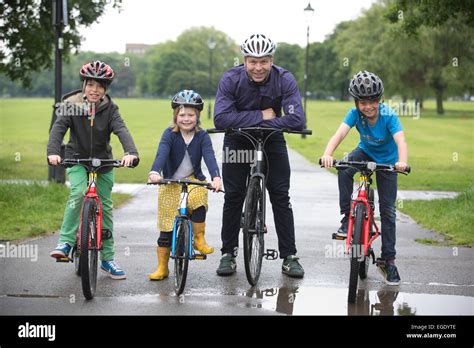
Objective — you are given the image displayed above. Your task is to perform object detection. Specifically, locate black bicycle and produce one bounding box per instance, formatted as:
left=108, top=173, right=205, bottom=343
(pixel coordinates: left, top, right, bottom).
left=208, top=127, right=312, bottom=286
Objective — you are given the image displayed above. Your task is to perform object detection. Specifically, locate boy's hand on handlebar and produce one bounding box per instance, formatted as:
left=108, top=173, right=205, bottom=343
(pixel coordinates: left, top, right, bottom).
left=211, top=176, right=222, bottom=192
left=262, top=108, right=276, bottom=121
left=320, top=155, right=334, bottom=168
left=395, top=161, right=408, bottom=171
left=48, top=155, right=62, bottom=166
left=121, top=154, right=137, bottom=167
left=148, top=173, right=162, bottom=184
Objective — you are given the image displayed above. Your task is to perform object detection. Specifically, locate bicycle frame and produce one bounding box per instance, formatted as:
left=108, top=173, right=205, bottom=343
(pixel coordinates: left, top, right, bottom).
left=78, top=171, right=103, bottom=251
left=345, top=174, right=379, bottom=258
left=170, top=185, right=193, bottom=261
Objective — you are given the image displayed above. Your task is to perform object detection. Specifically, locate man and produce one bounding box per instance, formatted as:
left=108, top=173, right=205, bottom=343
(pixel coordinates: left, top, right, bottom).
left=214, top=33, right=305, bottom=278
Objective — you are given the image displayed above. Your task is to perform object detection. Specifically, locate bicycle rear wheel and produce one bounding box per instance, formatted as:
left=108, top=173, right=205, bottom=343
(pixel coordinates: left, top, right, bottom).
left=79, top=198, right=99, bottom=300
left=243, top=176, right=265, bottom=286
left=174, top=219, right=190, bottom=295
left=348, top=203, right=365, bottom=303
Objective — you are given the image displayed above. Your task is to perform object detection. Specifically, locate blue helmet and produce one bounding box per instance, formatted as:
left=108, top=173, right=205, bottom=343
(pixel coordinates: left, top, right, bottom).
left=171, top=90, right=204, bottom=111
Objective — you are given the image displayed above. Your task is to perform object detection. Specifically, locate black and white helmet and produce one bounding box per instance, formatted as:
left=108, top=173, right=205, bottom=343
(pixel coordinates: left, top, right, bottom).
left=240, top=34, right=276, bottom=57
left=348, top=71, right=384, bottom=100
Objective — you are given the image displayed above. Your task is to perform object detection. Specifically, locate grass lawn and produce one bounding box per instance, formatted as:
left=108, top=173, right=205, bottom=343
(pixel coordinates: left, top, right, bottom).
left=0, top=183, right=132, bottom=241
left=0, top=98, right=473, bottom=244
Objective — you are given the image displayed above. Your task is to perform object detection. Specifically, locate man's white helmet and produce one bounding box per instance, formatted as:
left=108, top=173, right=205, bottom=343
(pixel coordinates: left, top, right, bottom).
left=240, top=34, right=276, bottom=57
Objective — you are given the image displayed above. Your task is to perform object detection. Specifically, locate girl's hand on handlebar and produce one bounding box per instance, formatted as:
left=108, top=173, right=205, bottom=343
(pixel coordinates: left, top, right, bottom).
left=121, top=154, right=137, bottom=167
left=211, top=176, right=222, bottom=192
left=48, top=155, right=62, bottom=166
left=148, top=172, right=162, bottom=184
left=395, top=161, right=408, bottom=171
left=320, top=155, right=334, bottom=168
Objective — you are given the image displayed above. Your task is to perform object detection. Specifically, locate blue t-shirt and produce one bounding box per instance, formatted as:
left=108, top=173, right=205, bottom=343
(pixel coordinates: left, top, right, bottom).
left=343, top=104, right=403, bottom=164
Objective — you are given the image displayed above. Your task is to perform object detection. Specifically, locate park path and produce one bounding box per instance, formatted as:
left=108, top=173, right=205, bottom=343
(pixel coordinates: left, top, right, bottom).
left=0, top=134, right=472, bottom=315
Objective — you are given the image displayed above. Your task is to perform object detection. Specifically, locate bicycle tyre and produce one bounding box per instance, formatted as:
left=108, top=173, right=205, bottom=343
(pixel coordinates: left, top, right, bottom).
left=348, top=203, right=365, bottom=303
left=174, top=219, right=190, bottom=295
left=79, top=198, right=99, bottom=300
left=243, top=176, right=265, bottom=286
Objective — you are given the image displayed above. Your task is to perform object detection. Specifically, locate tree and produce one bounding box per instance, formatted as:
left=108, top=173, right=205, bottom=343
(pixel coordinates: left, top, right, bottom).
left=385, top=0, right=474, bottom=35
left=274, top=43, right=303, bottom=88
left=0, top=0, right=121, bottom=87
left=137, top=27, right=238, bottom=97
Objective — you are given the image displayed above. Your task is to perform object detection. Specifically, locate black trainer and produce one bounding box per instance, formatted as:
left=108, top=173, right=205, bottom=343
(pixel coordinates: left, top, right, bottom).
left=336, top=214, right=349, bottom=238
left=282, top=255, right=304, bottom=278
left=377, top=261, right=401, bottom=285
left=216, top=253, right=237, bottom=276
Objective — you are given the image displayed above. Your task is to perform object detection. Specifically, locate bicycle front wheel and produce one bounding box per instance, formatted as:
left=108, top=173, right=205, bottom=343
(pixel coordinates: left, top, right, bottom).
left=79, top=198, right=99, bottom=300
left=243, top=176, right=265, bottom=286
left=348, top=203, right=365, bottom=303
left=174, top=219, right=190, bottom=295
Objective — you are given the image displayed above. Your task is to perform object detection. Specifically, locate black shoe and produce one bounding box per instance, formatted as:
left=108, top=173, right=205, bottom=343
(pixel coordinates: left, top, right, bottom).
left=216, top=253, right=236, bottom=276
left=377, top=261, right=401, bottom=285
left=336, top=214, right=349, bottom=238
left=282, top=255, right=304, bottom=278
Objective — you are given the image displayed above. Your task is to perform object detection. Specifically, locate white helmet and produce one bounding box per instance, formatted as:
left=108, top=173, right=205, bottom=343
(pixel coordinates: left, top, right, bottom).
left=240, top=34, right=276, bottom=57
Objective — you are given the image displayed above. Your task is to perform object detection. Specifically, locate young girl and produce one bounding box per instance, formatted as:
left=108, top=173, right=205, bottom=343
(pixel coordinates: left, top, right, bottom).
left=148, top=90, right=222, bottom=281
left=320, top=71, right=408, bottom=285
left=48, top=60, right=139, bottom=279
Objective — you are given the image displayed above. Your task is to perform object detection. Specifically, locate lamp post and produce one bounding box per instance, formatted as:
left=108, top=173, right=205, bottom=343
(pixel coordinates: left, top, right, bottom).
left=207, top=37, right=216, bottom=119
left=48, top=0, right=68, bottom=182
left=302, top=2, right=314, bottom=138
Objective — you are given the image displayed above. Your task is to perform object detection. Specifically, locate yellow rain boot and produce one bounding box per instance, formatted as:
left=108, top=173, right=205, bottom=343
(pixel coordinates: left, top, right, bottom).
left=192, top=222, right=214, bottom=254
left=148, top=246, right=170, bottom=280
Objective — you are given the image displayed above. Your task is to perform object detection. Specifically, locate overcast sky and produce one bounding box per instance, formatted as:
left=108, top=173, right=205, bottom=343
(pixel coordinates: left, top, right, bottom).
left=78, top=0, right=377, bottom=53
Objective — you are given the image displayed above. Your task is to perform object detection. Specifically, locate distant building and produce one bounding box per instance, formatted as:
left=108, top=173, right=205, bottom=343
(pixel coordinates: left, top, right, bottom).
left=125, top=43, right=151, bottom=56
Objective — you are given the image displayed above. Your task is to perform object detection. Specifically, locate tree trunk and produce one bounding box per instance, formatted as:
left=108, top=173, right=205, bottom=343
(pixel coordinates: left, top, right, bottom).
left=435, top=89, right=444, bottom=115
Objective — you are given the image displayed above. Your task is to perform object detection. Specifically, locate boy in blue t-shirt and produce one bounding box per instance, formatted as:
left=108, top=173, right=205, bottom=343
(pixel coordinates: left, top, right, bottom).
left=320, top=71, right=408, bottom=285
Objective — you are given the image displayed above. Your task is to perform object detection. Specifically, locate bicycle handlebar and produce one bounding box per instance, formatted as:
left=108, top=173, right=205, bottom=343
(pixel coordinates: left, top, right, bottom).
left=318, top=159, right=411, bottom=175
left=207, top=127, right=312, bottom=135
left=147, top=178, right=224, bottom=193
left=61, top=158, right=138, bottom=170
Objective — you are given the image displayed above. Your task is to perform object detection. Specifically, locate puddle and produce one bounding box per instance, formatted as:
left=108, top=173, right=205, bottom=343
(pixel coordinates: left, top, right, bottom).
left=241, top=286, right=474, bottom=315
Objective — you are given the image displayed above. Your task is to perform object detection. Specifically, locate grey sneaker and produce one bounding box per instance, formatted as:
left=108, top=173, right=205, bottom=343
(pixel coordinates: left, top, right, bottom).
left=216, top=253, right=237, bottom=276
left=282, top=255, right=304, bottom=278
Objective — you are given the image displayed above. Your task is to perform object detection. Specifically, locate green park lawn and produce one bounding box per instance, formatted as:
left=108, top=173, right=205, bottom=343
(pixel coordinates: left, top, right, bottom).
left=0, top=98, right=473, bottom=244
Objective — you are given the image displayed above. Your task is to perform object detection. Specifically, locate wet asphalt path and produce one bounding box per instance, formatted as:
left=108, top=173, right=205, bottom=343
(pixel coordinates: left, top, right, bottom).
left=1, top=134, right=473, bottom=316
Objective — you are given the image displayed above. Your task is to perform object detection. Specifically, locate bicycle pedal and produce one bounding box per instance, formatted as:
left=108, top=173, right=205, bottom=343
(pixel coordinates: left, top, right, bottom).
left=264, top=249, right=278, bottom=260
left=55, top=256, right=72, bottom=263
left=193, top=254, right=207, bottom=260
left=332, top=233, right=346, bottom=240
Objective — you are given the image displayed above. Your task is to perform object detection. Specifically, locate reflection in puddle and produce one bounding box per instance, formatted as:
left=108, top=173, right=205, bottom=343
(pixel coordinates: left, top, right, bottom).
left=243, top=287, right=474, bottom=316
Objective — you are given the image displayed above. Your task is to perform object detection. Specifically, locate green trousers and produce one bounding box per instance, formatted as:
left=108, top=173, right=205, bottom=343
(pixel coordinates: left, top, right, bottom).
left=58, top=165, right=115, bottom=261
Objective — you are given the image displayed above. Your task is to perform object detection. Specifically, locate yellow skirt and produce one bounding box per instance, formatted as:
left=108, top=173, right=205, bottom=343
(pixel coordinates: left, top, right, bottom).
left=157, top=175, right=209, bottom=231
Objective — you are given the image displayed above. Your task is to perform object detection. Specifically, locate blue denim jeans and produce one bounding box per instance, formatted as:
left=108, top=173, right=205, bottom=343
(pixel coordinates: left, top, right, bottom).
left=338, top=147, right=398, bottom=261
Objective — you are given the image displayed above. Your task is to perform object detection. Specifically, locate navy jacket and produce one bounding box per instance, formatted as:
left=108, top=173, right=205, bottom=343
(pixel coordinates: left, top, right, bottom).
left=150, top=128, right=220, bottom=180
left=214, top=64, right=305, bottom=130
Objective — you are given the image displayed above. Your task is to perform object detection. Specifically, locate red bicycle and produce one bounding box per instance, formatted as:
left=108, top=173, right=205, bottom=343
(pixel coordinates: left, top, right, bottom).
left=322, top=160, right=410, bottom=303
left=56, top=158, right=136, bottom=300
